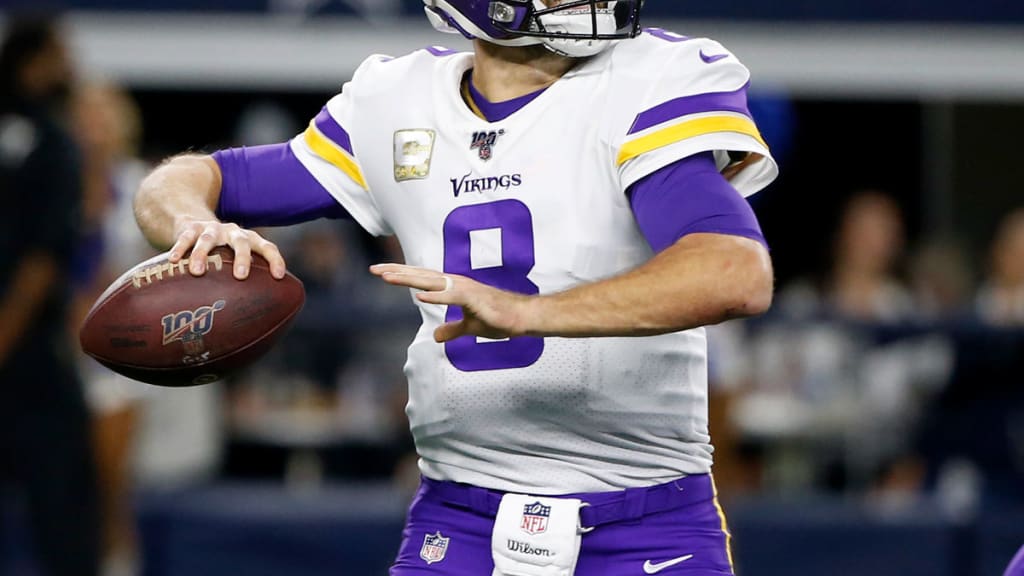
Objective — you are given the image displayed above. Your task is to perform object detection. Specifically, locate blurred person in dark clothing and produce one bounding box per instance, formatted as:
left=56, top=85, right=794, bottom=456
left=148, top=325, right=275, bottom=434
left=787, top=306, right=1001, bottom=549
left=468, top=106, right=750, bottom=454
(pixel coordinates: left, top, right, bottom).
left=0, top=15, right=100, bottom=576
left=913, top=319, right=1024, bottom=512
left=907, top=210, right=1024, bottom=513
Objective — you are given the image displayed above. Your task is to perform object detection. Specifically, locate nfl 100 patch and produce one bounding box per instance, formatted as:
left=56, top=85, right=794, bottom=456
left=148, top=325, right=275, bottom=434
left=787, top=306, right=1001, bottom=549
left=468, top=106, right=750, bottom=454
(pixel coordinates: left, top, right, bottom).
left=420, top=531, right=449, bottom=564
left=160, top=299, right=226, bottom=364
left=471, top=129, right=504, bottom=161
left=394, top=129, right=437, bottom=182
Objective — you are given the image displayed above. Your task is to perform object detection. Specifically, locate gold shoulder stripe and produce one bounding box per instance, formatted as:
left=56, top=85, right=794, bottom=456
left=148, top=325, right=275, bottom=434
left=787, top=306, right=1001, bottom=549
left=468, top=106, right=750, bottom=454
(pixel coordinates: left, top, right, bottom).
left=617, top=115, right=768, bottom=166
left=303, top=122, right=369, bottom=190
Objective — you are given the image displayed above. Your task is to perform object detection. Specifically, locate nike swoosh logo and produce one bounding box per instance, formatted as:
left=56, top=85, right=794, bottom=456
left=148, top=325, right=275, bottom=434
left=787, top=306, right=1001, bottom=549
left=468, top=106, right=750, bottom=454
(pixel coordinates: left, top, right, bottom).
left=643, top=554, right=694, bottom=574
left=700, top=50, right=729, bottom=64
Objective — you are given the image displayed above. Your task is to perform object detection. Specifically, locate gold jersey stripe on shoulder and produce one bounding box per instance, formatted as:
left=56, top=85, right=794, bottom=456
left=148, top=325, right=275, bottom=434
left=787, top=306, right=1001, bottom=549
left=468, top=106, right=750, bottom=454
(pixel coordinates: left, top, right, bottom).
left=617, top=115, right=768, bottom=166
left=303, top=122, right=369, bottom=190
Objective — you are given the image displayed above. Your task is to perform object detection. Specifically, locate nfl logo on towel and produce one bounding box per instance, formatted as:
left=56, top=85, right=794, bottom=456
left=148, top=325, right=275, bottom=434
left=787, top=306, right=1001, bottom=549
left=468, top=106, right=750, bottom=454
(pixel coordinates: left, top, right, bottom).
left=520, top=501, right=551, bottom=535
left=420, top=532, right=449, bottom=564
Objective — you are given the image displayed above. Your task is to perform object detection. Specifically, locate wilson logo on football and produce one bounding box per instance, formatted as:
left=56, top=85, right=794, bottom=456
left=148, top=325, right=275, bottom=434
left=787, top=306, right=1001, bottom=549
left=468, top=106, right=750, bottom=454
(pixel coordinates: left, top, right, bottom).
left=161, top=300, right=227, bottom=346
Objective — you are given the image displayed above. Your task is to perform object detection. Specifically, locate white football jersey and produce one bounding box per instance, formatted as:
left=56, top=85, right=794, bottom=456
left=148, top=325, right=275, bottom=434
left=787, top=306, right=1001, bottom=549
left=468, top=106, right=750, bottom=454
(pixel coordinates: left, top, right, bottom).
left=290, top=29, right=778, bottom=494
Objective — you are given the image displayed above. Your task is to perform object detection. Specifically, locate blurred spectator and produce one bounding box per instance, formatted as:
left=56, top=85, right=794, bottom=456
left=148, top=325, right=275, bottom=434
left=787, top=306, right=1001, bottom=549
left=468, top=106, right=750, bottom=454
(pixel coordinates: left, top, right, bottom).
left=69, top=80, right=150, bottom=576
left=912, top=323, right=1024, bottom=513
left=977, top=209, right=1024, bottom=325
left=720, top=190, right=953, bottom=496
left=781, top=190, right=914, bottom=321
left=70, top=79, right=230, bottom=573
left=907, top=209, right=1024, bottom=513
left=224, top=221, right=417, bottom=486
left=908, top=237, right=973, bottom=320
left=0, top=14, right=100, bottom=576
left=70, top=83, right=224, bottom=496
left=281, top=220, right=364, bottom=389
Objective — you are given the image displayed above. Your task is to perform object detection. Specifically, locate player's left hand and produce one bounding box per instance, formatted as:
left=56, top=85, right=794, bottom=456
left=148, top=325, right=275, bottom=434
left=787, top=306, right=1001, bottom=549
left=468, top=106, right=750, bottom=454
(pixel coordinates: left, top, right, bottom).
left=370, top=263, right=533, bottom=343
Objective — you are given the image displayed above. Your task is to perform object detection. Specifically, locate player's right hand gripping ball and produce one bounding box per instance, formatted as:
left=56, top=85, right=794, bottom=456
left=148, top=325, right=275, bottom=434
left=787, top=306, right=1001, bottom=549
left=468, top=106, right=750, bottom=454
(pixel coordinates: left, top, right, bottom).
left=79, top=247, right=305, bottom=387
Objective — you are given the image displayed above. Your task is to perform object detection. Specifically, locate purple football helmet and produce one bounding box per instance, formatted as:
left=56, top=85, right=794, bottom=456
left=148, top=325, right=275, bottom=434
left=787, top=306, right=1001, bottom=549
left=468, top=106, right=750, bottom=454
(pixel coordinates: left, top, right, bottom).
left=424, top=0, right=643, bottom=57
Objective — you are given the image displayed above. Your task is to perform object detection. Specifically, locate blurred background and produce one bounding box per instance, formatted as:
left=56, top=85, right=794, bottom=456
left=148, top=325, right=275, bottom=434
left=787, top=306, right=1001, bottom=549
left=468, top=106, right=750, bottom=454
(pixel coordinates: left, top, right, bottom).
left=0, top=1, right=1022, bottom=575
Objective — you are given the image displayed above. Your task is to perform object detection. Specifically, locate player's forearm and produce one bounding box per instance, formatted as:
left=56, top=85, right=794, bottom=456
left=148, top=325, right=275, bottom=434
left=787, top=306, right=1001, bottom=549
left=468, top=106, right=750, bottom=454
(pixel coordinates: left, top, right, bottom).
left=523, top=233, right=773, bottom=338
left=134, top=155, right=222, bottom=250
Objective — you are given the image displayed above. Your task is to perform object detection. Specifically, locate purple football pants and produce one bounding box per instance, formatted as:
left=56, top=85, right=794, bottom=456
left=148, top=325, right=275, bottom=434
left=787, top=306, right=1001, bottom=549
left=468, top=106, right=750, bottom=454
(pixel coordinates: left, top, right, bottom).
left=391, top=474, right=735, bottom=575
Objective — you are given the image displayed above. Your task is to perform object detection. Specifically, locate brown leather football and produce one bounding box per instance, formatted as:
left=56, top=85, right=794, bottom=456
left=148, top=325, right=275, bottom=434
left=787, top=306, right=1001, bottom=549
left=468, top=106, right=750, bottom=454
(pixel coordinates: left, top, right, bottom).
left=79, top=247, right=305, bottom=387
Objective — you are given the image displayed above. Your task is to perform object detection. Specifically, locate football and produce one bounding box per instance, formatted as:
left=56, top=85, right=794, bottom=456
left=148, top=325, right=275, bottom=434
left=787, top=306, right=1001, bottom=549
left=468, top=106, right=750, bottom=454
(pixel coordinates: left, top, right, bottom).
left=80, top=247, right=305, bottom=387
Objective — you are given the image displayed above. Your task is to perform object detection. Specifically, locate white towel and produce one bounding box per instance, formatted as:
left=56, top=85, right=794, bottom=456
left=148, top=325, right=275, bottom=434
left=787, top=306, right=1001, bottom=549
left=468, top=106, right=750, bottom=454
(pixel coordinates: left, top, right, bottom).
left=491, top=493, right=585, bottom=576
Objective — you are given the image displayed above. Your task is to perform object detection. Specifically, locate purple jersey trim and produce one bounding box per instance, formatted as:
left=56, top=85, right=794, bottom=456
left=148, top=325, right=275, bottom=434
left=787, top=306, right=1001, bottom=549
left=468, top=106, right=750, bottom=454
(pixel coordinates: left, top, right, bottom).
left=643, top=28, right=691, bottom=43
left=424, top=45, right=460, bottom=57
left=313, top=107, right=355, bottom=156
left=466, top=72, right=548, bottom=123
left=628, top=152, right=766, bottom=253
left=213, top=143, right=347, bottom=227
left=628, top=82, right=751, bottom=135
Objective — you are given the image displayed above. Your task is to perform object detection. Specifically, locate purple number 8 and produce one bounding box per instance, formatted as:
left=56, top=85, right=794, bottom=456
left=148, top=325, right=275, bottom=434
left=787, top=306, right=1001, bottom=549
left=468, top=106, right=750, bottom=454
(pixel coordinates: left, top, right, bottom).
left=442, top=200, right=544, bottom=372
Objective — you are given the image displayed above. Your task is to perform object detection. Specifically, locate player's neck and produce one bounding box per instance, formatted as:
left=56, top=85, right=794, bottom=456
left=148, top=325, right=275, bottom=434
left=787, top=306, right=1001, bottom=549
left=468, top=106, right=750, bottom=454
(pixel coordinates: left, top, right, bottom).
left=471, top=40, right=579, bottom=102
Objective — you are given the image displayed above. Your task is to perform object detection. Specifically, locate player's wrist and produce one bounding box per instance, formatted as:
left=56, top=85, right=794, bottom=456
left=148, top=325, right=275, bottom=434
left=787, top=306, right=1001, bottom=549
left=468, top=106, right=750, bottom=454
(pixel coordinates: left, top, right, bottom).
left=516, top=293, right=550, bottom=338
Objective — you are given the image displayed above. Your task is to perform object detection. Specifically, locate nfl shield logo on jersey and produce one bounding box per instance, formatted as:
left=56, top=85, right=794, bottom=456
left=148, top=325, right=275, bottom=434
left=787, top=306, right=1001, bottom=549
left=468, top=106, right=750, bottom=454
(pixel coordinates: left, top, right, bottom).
left=520, top=501, right=551, bottom=535
left=470, top=129, right=503, bottom=161
left=420, top=531, right=449, bottom=564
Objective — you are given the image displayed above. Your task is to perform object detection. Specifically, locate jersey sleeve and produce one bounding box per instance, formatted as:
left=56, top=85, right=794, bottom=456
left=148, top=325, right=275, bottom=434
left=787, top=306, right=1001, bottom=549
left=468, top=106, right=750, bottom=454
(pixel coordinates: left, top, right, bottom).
left=214, top=143, right=349, bottom=227
left=289, top=55, right=394, bottom=236
left=612, top=34, right=779, bottom=198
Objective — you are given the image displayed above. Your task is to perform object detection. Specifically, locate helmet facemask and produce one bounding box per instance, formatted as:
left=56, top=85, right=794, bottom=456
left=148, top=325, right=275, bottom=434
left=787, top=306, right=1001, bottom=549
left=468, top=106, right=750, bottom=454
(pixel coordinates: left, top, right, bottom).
left=527, top=0, right=642, bottom=56
left=424, top=0, right=643, bottom=57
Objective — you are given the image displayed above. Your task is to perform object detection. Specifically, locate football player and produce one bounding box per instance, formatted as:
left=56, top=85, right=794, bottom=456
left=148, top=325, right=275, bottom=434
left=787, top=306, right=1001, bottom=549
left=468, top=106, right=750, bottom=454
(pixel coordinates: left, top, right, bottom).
left=134, top=0, right=778, bottom=574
